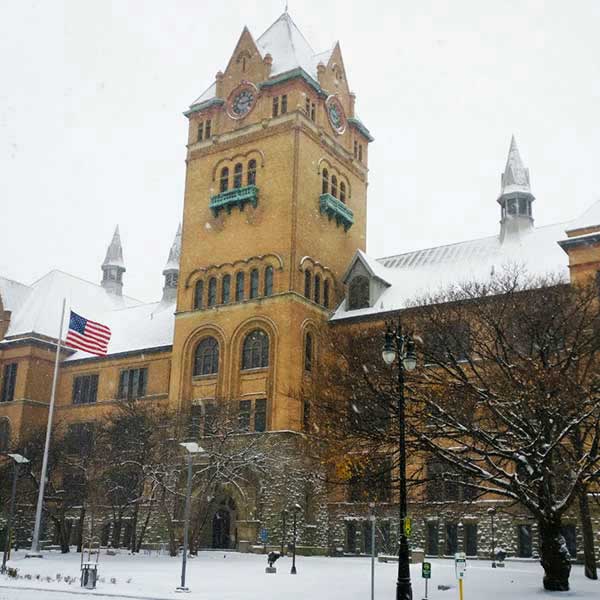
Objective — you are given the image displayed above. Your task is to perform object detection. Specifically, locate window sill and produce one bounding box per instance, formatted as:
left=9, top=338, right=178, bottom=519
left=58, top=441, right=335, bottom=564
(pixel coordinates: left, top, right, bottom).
left=192, top=374, right=218, bottom=381
left=240, top=367, right=269, bottom=374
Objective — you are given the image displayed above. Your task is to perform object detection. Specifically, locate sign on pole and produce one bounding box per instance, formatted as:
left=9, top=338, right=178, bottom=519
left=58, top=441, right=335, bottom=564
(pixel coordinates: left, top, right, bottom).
left=403, top=517, right=412, bottom=537
left=260, top=528, right=268, bottom=544
left=422, top=562, right=431, bottom=579
left=454, top=552, right=467, bottom=579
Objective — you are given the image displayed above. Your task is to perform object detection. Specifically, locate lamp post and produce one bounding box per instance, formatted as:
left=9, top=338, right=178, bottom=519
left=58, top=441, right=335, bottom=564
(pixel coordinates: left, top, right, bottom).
left=2, top=453, right=30, bottom=574
left=176, top=442, right=206, bottom=593
left=280, top=508, right=288, bottom=557
left=290, top=503, right=301, bottom=575
left=382, top=320, right=417, bottom=600
left=487, top=507, right=497, bottom=568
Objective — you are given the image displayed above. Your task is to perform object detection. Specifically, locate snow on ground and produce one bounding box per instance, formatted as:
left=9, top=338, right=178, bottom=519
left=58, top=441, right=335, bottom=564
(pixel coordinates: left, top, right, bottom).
left=1, top=550, right=599, bottom=600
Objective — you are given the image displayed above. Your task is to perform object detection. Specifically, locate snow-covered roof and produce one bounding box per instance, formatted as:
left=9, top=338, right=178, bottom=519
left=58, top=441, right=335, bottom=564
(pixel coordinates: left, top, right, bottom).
left=500, top=136, right=532, bottom=197
left=189, top=12, right=335, bottom=109
left=0, top=276, right=32, bottom=313
left=65, top=301, right=175, bottom=361
left=565, top=199, right=600, bottom=233
left=332, top=220, right=572, bottom=320
left=1, top=270, right=141, bottom=340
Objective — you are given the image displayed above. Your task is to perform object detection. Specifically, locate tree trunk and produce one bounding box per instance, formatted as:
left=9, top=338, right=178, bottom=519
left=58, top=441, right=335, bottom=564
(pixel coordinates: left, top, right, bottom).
left=76, top=506, right=85, bottom=553
left=539, top=517, right=571, bottom=591
left=135, top=499, right=154, bottom=553
left=130, top=502, right=139, bottom=553
left=578, top=488, right=598, bottom=580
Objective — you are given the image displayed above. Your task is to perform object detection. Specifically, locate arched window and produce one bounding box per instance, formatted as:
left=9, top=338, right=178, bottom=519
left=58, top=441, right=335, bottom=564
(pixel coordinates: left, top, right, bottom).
left=331, top=175, right=338, bottom=198
left=0, top=419, right=10, bottom=451
left=340, top=181, right=346, bottom=204
left=222, top=274, right=231, bottom=304
left=250, top=268, right=259, bottom=299
left=233, top=163, right=243, bottom=188
left=348, top=276, right=370, bottom=310
left=322, top=169, right=329, bottom=195
left=314, top=274, right=321, bottom=304
left=194, top=280, right=204, bottom=310
left=208, top=277, right=217, bottom=307
left=247, top=159, right=257, bottom=186
left=323, top=279, right=330, bottom=308
left=264, top=266, right=273, bottom=296
left=235, top=272, right=245, bottom=302
left=193, top=337, right=219, bottom=376
left=304, top=270, right=312, bottom=299
left=242, top=329, right=269, bottom=370
left=304, top=332, right=313, bottom=372
left=220, top=167, right=229, bottom=193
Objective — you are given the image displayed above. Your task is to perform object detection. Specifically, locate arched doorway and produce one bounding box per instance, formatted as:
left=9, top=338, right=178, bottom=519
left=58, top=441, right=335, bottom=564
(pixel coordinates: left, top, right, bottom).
left=210, top=497, right=237, bottom=549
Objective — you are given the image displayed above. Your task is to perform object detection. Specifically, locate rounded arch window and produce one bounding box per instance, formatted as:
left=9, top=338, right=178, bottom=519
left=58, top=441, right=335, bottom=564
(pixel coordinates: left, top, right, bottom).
left=248, top=159, right=257, bottom=186
left=220, top=167, right=229, bottom=193
left=331, top=175, right=338, bottom=198
left=208, top=277, right=218, bottom=307
left=242, top=329, right=269, bottom=370
left=234, top=162, right=243, bottom=188
left=322, top=169, right=329, bottom=195
left=0, top=418, right=11, bottom=452
left=348, top=276, right=370, bottom=310
left=304, top=332, right=313, bottom=372
left=314, top=274, right=321, bottom=304
left=304, top=270, right=312, bottom=299
left=323, top=279, right=331, bottom=308
left=194, top=337, right=219, bottom=376
left=250, top=268, right=260, bottom=299
left=339, top=181, right=346, bottom=204
left=264, top=266, right=274, bottom=296
left=194, top=280, right=204, bottom=310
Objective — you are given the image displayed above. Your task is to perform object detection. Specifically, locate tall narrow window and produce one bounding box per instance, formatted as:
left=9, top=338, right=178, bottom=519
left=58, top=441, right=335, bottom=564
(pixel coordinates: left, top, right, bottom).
left=272, top=96, right=279, bottom=117
left=304, top=332, right=313, bottom=372
left=235, top=272, right=245, bottom=301
left=358, top=145, right=363, bottom=162
left=264, top=266, right=273, bottom=296
left=305, top=97, right=311, bottom=115
left=250, top=268, right=259, bottom=299
left=194, top=280, right=204, bottom=309
left=222, top=274, right=231, bottom=304
left=281, top=94, right=287, bottom=113
left=339, top=181, right=346, bottom=203
left=518, top=524, right=533, bottom=558
left=205, top=119, right=212, bottom=138
left=238, top=400, right=251, bottom=431
left=1, top=363, right=18, bottom=403
left=322, top=169, right=329, bottom=195
left=254, top=398, right=267, bottom=432
left=354, top=140, right=358, bottom=158
left=197, top=122, right=204, bottom=142
left=323, top=279, right=330, bottom=308
left=331, top=175, right=338, bottom=198
left=426, top=522, right=439, bottom=555
left=310, top=103, right=316, bottom=121
left=208, top=277, right=217, bottom=307
left=465, top=523, right=478, bottom=556
left=193, top=337, right=219, bottom=376
left=304, top=270, right=312, bottom=299
left=348, top=276, right=369, bottom=310
left=220, top=167, right=229, bottom=193
left=445, top=522, right=458, bottom=555
left=247, top=159, right=257, bottom=186
left=314, top=274, right=321, bottom=304
left=233, top=163, right=243, bottom=188
left=242, top=329, right=269, bottom=370
left=0, top=419, right=10, bottom=452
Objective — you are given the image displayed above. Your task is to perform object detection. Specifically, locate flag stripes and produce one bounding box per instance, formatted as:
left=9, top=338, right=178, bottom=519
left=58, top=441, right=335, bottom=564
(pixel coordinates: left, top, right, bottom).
left=65, top=311, right=111, bottom=356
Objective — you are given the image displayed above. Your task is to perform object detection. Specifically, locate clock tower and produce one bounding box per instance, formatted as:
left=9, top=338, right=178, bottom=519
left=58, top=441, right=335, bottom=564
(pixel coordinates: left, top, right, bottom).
left=170, top=12, right=373, bottom=434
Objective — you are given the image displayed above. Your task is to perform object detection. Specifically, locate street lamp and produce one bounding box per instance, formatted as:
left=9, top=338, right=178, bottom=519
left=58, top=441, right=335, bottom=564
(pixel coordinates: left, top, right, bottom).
left=280, top=508, right=288, bottom=557
left=487, top=507, right=497, bottom=568
left=381, top=320, right=417, bottom=600
left=2, top=453, right=30, bottom=574
left=290, top=503, right=301, bottom=575
left=176, top=442, right=206, bottom=593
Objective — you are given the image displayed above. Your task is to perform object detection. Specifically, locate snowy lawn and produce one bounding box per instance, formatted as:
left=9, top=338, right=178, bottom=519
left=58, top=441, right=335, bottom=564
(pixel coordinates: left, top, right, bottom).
left=1, top=550, right=599, bottom=599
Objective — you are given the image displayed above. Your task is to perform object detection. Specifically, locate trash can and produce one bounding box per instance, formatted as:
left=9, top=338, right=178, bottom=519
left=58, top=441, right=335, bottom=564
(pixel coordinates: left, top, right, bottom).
left=81, top=562, right=98, bottom=589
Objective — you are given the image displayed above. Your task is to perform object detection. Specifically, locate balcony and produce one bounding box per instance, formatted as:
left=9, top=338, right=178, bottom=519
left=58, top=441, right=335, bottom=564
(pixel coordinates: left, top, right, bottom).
left=319, top=193, right=354, bottom=231
left=210, top=185, right=259, bottom=217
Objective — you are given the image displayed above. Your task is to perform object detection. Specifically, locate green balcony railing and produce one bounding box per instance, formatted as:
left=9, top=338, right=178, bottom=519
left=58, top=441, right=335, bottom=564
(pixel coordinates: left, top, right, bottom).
left=319, top=193, right=354, bottom=231
left=210, top=185, right=259, bottom=217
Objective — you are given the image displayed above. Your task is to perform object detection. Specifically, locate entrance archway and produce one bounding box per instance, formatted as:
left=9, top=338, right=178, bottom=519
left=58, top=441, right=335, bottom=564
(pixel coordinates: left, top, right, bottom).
left=210, top=497, right=237, bottom=549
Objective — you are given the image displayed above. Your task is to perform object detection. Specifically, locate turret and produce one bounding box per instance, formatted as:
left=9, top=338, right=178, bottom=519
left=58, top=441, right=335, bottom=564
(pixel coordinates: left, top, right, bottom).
left=162, top=224, right=181, bottom=303
left=101, top=226, right=126, bottom=296
left=497, top=136, right=535, bottom=242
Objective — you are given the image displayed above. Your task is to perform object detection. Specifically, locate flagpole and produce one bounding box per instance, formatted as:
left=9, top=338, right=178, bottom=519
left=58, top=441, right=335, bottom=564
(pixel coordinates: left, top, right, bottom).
left=29, top=298, right=66, bottom=556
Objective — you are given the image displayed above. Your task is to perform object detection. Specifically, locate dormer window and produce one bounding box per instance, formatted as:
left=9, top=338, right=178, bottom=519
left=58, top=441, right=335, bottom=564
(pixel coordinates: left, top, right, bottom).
left=348, top=276, right=369, bottom=310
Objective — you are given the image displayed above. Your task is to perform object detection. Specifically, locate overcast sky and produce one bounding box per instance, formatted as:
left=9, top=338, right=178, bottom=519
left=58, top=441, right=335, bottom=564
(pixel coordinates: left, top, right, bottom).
left=1, top=0, right=599, bottom=302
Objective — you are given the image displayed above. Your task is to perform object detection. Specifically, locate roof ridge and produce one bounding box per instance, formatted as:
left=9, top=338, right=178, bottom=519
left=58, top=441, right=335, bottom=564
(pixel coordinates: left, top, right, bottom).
left=0, top=274, right=31, bottom=289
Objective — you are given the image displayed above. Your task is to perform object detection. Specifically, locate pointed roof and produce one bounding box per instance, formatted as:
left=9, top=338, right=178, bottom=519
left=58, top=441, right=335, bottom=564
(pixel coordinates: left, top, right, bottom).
left=102, top=226, right=125, bottom=269
left=163, top=223, right=182, bottom=273
left=500, top=136, right=532, bottom=196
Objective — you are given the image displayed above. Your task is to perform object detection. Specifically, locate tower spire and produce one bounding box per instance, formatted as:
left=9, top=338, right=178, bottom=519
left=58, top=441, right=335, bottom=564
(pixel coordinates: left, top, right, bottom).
left=497, top=136, right=535, bottom=242
left=162, top=224, right=181, bottom=303
left=101, top=225, right=126, bottom=295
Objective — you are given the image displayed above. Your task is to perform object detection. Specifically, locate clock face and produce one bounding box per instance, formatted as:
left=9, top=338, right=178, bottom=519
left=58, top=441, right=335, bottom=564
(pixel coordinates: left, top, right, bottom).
left=228, top=83, right=257, bottom=119
left=326, top=96, right=346, bottom=134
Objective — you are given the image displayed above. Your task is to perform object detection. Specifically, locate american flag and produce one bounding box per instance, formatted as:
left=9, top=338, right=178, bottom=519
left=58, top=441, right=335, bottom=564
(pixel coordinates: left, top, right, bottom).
left=65, top=311, right=111, bottom=356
